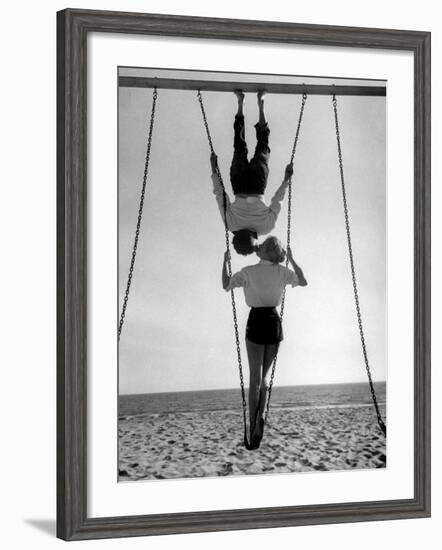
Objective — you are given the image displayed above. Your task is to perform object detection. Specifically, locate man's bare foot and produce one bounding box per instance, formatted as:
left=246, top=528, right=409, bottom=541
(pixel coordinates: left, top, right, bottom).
left=257, top=91, right=267, bottom=125
left=234, top=89, right=245, bottom=103
left=234, top=90, right=245, bottom=116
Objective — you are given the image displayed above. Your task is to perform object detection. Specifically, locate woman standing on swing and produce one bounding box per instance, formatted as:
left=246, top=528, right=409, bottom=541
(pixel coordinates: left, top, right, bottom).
left=222, top=236, right=308, bottom=448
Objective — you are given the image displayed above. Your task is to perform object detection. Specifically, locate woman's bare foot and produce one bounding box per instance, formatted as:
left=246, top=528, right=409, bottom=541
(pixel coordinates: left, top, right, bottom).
left=250, top=416, right=265, bottom=449
left=234, top=90, right=245, bottom=116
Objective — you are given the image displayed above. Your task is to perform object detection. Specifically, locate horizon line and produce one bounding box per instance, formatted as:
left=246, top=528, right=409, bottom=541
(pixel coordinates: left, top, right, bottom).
left=119, top=380, right=387, bottom=398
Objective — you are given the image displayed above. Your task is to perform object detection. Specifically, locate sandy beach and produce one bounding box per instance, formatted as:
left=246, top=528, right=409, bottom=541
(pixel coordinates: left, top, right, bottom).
left=118, top=404, right=386, bottom=481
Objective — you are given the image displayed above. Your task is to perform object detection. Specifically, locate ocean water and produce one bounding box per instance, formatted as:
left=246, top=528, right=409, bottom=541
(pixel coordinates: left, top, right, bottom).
left=119, top=381, right=386, bottom=417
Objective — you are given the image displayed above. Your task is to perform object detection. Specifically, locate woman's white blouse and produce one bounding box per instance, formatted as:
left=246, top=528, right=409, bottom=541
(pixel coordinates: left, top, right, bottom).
left=226, top=259, right=300, bottom=307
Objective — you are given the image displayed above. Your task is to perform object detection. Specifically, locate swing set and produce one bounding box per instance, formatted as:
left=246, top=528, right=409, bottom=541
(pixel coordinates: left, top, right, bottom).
left=118, top=75, right=387, bottom=449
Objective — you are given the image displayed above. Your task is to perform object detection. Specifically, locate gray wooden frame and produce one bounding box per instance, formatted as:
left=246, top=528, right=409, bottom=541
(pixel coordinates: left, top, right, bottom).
left=57, top=8, right=431, bottom=541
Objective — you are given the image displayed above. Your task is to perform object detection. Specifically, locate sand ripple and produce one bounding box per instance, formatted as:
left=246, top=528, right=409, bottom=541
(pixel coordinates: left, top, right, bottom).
left=118, top=405, right=386, bottom=481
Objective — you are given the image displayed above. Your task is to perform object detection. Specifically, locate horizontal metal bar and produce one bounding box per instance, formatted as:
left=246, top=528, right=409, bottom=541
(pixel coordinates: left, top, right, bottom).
left=118, top=76, right=386, bottom=96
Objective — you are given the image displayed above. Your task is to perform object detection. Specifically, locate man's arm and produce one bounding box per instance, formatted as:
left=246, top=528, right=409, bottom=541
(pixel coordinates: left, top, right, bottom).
left=211, top=153, right=231, bottom=224
left=287, top=246, right=308, bottom=286
left=222, top=250, right=231, bottom=290
left=269, top=163, right=293, bottom=216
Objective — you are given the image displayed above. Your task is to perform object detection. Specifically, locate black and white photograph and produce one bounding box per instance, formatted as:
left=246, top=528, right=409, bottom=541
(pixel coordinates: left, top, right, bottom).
left=117, top=67, right=387, bottom=481
left=1, top=0, right=436, bottom=546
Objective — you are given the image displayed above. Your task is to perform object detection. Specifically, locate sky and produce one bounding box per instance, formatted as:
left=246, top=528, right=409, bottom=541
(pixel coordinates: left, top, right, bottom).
left=118, top=68, right=386, bottom=395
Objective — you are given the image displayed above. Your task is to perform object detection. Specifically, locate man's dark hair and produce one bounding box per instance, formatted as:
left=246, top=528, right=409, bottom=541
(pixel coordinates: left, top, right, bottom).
left=232, top=229, right=258, bottom=256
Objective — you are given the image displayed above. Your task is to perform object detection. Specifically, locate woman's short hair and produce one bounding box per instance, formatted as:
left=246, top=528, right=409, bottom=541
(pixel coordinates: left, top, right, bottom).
left=261, top=236, right=286, bottom=264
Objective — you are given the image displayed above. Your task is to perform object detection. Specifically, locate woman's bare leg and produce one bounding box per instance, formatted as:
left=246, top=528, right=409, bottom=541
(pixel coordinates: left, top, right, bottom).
left=249, top=343, right=279, bottom=446
left=245, top=338, right=264, bottom=436
left=256, top=343, right=279, bottom=423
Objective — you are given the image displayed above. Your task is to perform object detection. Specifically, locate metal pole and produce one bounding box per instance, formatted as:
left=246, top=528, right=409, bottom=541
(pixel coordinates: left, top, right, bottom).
left=119, top=76, right=386, bottom=96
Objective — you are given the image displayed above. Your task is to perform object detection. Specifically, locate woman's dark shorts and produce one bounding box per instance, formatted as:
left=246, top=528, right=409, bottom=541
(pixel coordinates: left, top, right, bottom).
left=246, top=307, right=283, bottom=345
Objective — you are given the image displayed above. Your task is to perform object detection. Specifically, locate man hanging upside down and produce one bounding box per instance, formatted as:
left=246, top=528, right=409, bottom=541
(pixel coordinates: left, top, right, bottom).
left=211, top=90, right=294, bottom=255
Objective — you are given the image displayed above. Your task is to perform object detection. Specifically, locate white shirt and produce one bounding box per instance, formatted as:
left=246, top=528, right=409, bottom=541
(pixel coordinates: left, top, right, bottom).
left=211, top=173, right=288, bottom=235
left=226, top=260, right=300, bottom=307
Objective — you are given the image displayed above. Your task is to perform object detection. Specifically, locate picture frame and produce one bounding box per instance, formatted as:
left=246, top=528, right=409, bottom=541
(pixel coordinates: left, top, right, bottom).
left=57, top=7, right=431, bottom=541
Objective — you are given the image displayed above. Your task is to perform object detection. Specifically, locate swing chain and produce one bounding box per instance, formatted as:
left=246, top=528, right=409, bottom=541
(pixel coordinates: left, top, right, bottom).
left=286, top=92, right=307, bottom=253
left=197, top=92, right=232, bottom=262
left=264, top=93, right=308, bottom=425
left=332, top=94, right=386, bottom=436
left=197, top=90, right=248, bottom=421
left=197, top=90, right=215, bottom=154
left=118, top=88, right=158, bottom=340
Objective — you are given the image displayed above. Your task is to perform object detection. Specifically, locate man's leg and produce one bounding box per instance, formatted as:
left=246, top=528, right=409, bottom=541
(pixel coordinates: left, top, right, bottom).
left=230, top=91, right=249, bottom=195
left=248, top=91, right=270, bottom=195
